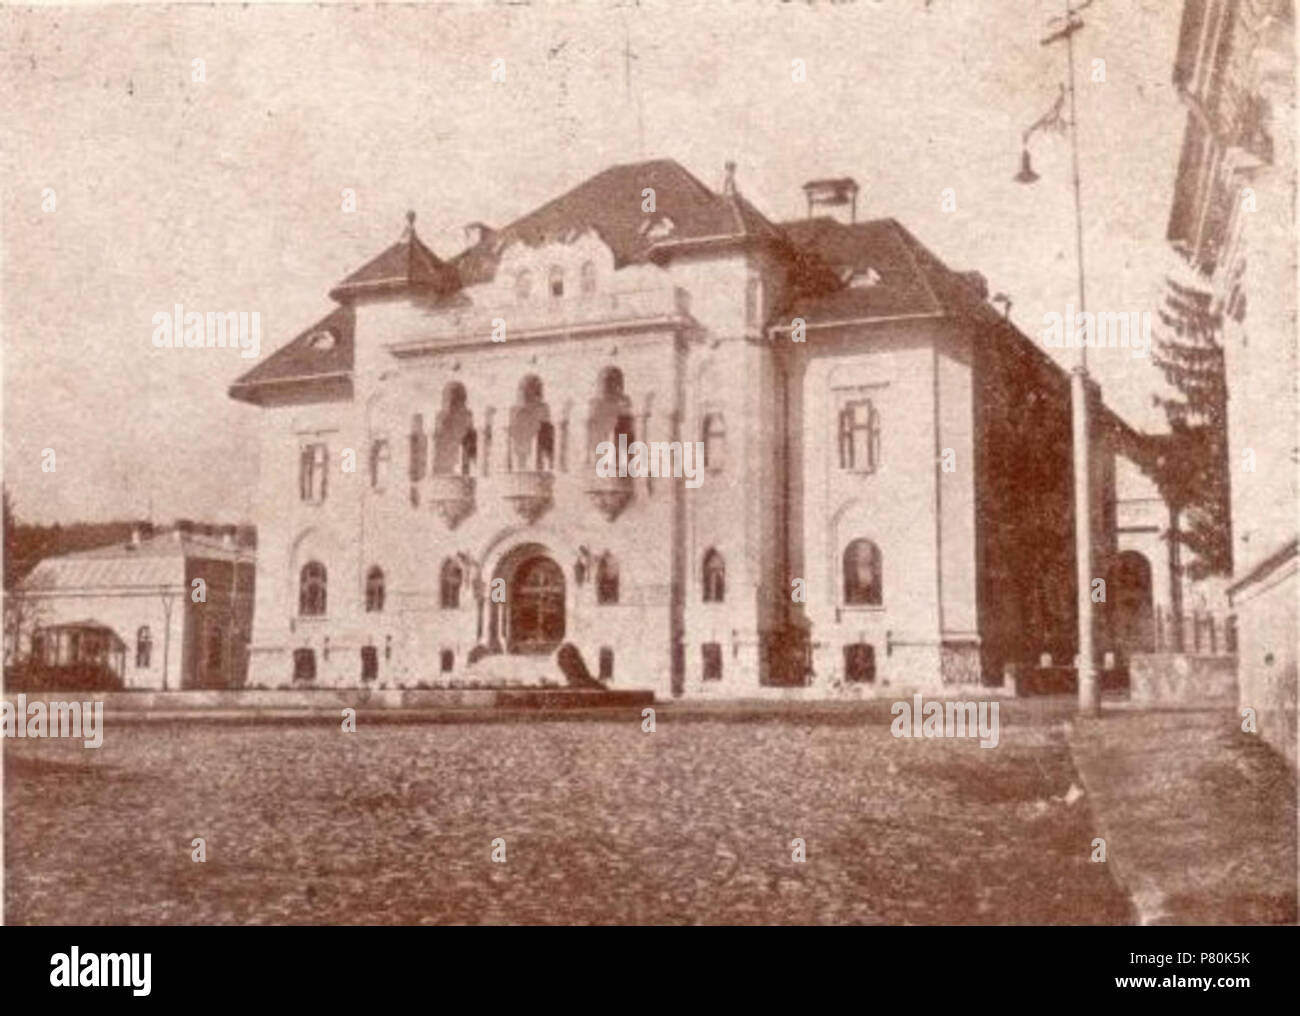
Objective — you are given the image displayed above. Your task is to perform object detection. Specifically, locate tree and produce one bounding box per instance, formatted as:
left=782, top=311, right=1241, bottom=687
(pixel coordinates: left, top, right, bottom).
left=2, top=489, right=51, bottom=665
left=2, top=485, right=15, bottom=591
left=1149, top=276, right=1232, bottom=580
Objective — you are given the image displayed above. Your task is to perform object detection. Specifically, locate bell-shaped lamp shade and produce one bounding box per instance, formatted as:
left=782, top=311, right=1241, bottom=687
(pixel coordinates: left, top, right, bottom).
left=1014, top=148, right=1040, bottom=184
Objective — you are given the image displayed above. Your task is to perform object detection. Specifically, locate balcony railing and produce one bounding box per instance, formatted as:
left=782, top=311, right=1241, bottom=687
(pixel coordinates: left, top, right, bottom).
left=499, top=470, right=554, bottom=522
left=582, top=473, right=634, bottom=521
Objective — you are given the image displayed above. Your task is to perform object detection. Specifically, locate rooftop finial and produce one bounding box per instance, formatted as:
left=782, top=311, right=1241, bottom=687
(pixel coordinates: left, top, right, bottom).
left=403, top=209, right=417, bottom=238
left=723, top=161, right=737, bottom=196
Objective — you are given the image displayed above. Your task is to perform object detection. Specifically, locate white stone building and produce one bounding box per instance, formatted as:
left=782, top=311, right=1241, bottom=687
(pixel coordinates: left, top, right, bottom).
left=231, top=159, right=1168, bottom=697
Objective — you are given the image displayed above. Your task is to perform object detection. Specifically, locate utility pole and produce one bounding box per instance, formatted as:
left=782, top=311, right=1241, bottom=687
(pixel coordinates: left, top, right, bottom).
left=161, top=592, right=174, bottom=691
left=623, top=21, right=644, bottom=158
left=1021, top=0, right=1099, bottom=716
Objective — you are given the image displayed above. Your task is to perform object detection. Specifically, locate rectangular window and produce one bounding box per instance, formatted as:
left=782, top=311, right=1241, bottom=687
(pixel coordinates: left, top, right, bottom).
left=744, top=277, right=761, bottom=327
left=702, top=642, right=723, bottom=682
left=844, top=643, right=875, bottom=683
left=300, top=442, right=328, bottom=502
left=205, top=624, right=225, bottom=682
left=360, top=646, right=378, bottom=682
left=703, top=412, right=726, bottom=471
left=409, top=415, right=427, bottom=482
left=370, top=438, right=390, bottom=491
left=838, top=400, right=880, bottom=472
left=599, top=647, right=614, bottom=682
left=292, top=648, right=317, bottom=683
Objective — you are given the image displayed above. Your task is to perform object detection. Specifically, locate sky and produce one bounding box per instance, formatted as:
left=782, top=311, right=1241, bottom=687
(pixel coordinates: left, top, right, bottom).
left=2, top=0, right=1191, bottom=525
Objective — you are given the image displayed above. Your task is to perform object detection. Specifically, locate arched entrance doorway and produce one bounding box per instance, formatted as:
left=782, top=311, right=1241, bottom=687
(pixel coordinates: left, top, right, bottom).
left=490, top=545, right=566, bottom=655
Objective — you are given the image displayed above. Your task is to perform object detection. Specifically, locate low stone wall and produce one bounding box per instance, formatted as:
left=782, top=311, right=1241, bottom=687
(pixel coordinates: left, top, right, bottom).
left=1128, top=653, right=1237, bottom=707
left=1001, top=664, right=1128, bottom=697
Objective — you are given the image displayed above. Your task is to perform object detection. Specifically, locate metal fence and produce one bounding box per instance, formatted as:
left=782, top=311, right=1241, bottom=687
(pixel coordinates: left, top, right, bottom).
left=1153, top=608, right=1237, bottom=655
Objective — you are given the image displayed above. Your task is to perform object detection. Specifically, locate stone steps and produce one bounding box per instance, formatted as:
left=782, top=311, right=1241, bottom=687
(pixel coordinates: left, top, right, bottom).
left=464, top=652, right=561, bottom=687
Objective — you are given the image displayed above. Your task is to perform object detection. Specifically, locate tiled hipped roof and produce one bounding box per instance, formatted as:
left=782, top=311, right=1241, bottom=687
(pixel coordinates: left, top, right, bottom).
left=21, top=531, right=253, bottom=593
left=230, top=159, right=1006, bottom=402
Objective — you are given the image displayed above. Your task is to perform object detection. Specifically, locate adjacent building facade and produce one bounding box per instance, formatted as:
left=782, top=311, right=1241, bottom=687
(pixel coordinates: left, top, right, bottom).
left=1167, top=0, right=1297, bottom=763
left=232, top=159, right=1168, bottom=697
left=16, top=524, right=256, bottom=690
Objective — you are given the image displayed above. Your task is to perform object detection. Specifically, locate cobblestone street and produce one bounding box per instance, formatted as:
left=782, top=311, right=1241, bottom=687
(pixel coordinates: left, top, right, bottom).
left=4, top=702, right=1143, bottom=924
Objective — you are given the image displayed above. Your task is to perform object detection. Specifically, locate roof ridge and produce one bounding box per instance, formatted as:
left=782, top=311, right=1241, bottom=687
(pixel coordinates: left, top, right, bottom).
left=725, top=190, right=747, bottom=235
left=883, top=220, right=945, bottom=315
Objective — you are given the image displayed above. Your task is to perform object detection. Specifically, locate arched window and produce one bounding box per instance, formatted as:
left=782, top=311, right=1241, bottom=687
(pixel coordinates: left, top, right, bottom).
left=135, top=626, right=152, bottom=668
left=537, top=421, right=555, bottom=470
left=440, top=558, right=463, bottom=609
left=702, top=549, right=726, bottom=603
left=549, top=265, right=564, bottom=298
left=703, top=412, right=726, bottom=470
left=515, top=269, right=533, bottom=302
left=300, top=561, right=327, bottom=616
left=365, top=566, right=385, bottom=613
left=580, top=261, right=597, bottom=295
left=433, top=382, right=476, bottom=476
left=843, top=539, right=882, bottom=606
left=588, top=367, right=634, bottom=459
left=596, top=553, right=620, bottom=605
left=510, top=375, right=553, bottom=471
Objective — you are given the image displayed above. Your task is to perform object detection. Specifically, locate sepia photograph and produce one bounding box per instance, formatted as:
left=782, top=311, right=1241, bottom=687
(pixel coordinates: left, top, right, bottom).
left=0, top=0, right=1296, bottom=987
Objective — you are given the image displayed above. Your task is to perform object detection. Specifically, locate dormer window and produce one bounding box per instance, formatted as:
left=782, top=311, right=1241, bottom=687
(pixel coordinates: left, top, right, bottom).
left=641, top=216, right=676, bottom=241
left=847, top=267, right=882, bottom=289
left=308, top=329, right=337, bottom=351
left=549, top=266, right=564, bottom=298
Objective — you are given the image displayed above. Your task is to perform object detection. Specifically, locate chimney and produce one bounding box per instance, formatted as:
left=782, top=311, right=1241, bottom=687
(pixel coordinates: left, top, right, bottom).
left=802, top=177, right=859, bottom=224
left=959, top=270, right=989, bottom=300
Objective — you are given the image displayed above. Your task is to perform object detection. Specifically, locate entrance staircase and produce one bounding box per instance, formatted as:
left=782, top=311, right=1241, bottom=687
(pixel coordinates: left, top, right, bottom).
left=463, top=651, right=561, bottom=688
left=462, top=644, right=605, bottom=689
